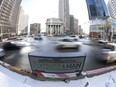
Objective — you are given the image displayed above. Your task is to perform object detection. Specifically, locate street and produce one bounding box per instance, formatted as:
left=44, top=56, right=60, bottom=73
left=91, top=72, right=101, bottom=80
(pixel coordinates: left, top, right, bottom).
left=0, top=36, right=116, bottom=72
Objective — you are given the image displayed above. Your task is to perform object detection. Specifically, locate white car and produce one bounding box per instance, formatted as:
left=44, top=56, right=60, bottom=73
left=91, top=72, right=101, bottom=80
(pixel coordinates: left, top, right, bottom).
left=56, top=38, right=82, bottom=49
left=106, top=43, right=116, bottom=50
left=0, top=48, right=5, bottom=57
left=100, top=50, right=116, bottom=63
left=97, top=40, right=108, bottom=44
left=97, top=44, right=116, bottom=63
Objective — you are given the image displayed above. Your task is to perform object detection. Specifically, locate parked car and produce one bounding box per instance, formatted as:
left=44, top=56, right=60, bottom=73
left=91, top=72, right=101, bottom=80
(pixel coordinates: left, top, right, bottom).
left=0, top=48, right=5, bottom=57
left=56, top=38, right=82, bottom=49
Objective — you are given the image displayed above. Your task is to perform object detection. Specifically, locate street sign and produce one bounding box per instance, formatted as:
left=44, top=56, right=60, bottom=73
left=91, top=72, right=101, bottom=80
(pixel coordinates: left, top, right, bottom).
left=28, top=51, right=86, bottom=73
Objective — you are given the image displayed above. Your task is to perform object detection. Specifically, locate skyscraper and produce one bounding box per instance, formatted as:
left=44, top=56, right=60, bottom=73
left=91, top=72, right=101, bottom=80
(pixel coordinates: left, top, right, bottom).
left=107, top=0, right=116, bottom=19
left=0, top=0, right=22, bottom=39
left=86, top=0, right=109, bottom=20
left=18, top=7, right=29, bottom=35
left=70, top=15, right=74, bottom=33
left=59, top=0, right=70, bottom=30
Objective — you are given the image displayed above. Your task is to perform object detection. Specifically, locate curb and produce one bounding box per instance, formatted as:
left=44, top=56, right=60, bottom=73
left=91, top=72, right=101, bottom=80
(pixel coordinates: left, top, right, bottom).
left=86, top=65, right=116, bottom=77
left=83, top=43, right=106, bottom=46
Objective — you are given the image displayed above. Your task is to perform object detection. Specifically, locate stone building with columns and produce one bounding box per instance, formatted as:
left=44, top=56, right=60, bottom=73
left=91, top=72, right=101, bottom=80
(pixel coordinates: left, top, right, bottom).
left=46, top=18, right=65, bottom=36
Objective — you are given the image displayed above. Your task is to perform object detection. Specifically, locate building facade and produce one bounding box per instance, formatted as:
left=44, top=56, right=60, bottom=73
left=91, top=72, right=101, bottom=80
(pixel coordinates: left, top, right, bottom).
left=59, top=0, right=70, bottom=31
left=46, top=18, right=64, bottom=36
left=86, top=0, right=112, bottom=41
left=107, top=0, right=116, bottom=19
left=86, top=0, right=109, bottom=20
left=30, top=23, right=41, bottom=35
left=18, top=7, right=29, bottom=35
left=78, top=25, right=83, bottom=35
left=89, top=16, right=116, bottom=41
left=0, top=0, right=22, bottom=39
left=70, top=15, right=74, bottom=34
left=74, top=18, right=79, bottom=34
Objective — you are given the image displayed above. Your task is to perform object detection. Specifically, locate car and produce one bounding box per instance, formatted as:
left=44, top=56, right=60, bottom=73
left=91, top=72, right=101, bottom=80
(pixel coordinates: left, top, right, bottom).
left=97, top=40, right=108, bottom=44
left=106, top=43, right=116, bottom=50
left=3, top=42, right=20, bottom=50
left=71, top=35, right=80, bottom=39
left=70, top=35, right=76, bottom=37
left=79, top=35, right=85, bottom=39
left=56, top=38, right=82, bottom=49
left=16, top=37, right=23, bottom=40
left=34, top=36, right=42, bottom=40
left=100, top=50, right=116, bottom=63
left=101, top=42, right=116, bottom=51
left=96, top=42, right=116, bottom=63
left=0, top=48, right=5, bottom=57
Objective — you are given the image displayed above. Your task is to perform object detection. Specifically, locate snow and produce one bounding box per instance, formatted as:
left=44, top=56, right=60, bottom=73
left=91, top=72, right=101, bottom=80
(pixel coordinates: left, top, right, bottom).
left=0, top=65, right=116, bottom=87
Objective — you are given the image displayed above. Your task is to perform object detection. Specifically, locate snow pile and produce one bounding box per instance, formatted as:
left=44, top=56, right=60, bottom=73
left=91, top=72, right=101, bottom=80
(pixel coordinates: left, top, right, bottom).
left=0, top=65, right=116, bottom=87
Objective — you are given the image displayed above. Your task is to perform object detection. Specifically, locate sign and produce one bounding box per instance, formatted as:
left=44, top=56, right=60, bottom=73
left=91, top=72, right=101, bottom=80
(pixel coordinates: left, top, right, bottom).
left=28, top=56, right=85, bottom=73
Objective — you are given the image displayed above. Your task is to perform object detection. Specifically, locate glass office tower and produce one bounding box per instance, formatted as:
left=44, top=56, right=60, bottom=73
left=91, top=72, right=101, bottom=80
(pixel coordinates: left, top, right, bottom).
left=86, top=0, right=109, bottom=20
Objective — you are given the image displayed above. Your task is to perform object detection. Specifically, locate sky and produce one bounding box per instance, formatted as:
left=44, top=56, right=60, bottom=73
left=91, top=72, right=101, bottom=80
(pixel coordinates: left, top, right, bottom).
left=21, top=0, right=109, bottom=34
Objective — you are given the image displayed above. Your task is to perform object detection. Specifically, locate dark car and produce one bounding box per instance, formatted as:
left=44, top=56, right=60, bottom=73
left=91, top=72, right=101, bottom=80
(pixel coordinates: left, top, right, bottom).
left=3, top=42, right=21, bottom=50
left=34, top=36, right=42, bottom=40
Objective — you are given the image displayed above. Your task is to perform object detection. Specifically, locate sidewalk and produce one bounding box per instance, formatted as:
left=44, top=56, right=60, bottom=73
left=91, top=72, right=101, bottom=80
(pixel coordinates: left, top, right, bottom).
left=0, top=63, right=116, bottom=87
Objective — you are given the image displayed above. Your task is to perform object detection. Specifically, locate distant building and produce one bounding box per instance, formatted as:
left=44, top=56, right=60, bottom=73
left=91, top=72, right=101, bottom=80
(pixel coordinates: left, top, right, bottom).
left=30, top=23, right=41, bottom=35
left=89, top=16, right=116, bottom=41
left=78, top=25, right=83, bottom=35
left=86, top=0, right=111, bottom=40
left=46, top=18, right=64, bottom=36
left=70, top=15, right=74, bottom=34
left=0, top=0, right=22, bottom=39
left=74, top=19, right=79, bottom=34
left=18, top=7, right=29, bottom=35
left=59, top=0, right=70, bottom=31
left=86, top=0, right=109, bottom=20
left=107, top=0, right=116, bottom=19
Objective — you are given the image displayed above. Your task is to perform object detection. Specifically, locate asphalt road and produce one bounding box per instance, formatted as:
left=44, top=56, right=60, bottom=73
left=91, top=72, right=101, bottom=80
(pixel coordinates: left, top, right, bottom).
left=0, top=36, right=116, bottom=72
